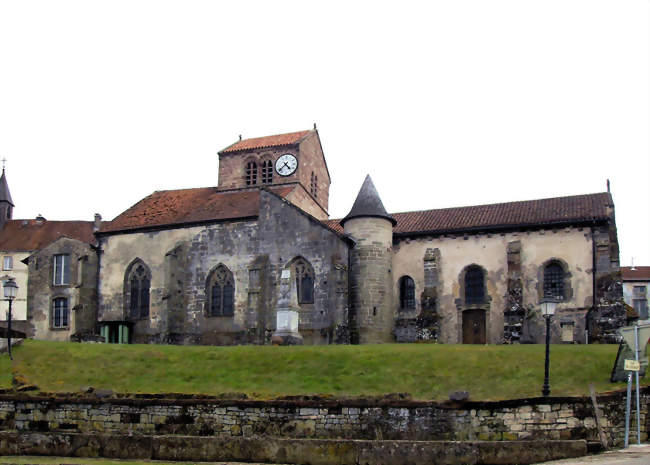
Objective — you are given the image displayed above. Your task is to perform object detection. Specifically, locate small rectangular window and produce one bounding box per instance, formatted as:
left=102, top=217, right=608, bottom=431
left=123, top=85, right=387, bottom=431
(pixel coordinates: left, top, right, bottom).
left=634, top=299, right=649, bottom=320
left=2, top=256, right=12, bottom=271
left=633, top=286, right=647, bottom=297
left=561, top=322, right=574, bottom=343
left=52, top=297, right=69, bottom=328
left=249, top=269, right=260, bottom=289
left=53, top=254, right=70, bottom=285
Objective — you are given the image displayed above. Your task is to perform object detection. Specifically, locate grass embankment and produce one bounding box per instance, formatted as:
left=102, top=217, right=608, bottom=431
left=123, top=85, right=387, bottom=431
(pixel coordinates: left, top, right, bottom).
left=1, top=339, right=639, bottom=401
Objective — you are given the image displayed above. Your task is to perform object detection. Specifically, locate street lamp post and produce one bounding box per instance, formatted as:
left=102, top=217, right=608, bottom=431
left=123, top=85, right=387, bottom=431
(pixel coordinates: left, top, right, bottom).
left=3, top=278, right=18, bottom=360
left=540, top=298, right=557, bottom=397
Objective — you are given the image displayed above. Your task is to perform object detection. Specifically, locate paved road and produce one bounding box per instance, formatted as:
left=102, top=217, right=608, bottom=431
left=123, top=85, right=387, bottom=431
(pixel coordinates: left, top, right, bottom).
left=534, top=444, right=650, bottom=465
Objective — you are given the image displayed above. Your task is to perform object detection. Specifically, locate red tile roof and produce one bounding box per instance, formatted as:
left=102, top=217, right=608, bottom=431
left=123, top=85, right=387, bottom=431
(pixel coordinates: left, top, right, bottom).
left=100, top=185, right=297, bottom=234
left=325, top=193, right=613, bottom=235
left=220, top=130, right=311, bottom=153
left=621, top=266, right=650, bottom=281
left=0, top=220, right=95, bottom=252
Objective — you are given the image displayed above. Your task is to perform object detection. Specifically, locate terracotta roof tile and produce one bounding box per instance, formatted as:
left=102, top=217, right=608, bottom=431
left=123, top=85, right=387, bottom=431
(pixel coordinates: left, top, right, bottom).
left=0, top=220, right=95, bottom=252
left=621, top=266, right=650, bottom=281
left=220, top=130, right=311, bottom=153
left=100, top=185, right=296, bottom=234
left=325, top=193, right=612, bottom=235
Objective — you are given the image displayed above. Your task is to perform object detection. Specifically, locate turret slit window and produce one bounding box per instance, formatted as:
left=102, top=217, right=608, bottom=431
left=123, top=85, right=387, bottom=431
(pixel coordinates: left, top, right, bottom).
left=310, top=172, right=318, bottom=197
left=53, top=254, right=70, bottom=285
left=399, top=276, right=416, bottom=309
left=52, top=297, right=69, bottom=328
left=543, top=262, right=564, bottom=300
left=293, top=258, right=314, bottom=304
left=208, top=264, right=235, bottom=317
left=125, top=261, right=151, bottom=319
left=465, top=265, right=485, bottom=304
left=261, top=160, right=273, bottom=184
left=245, top=161, right=258, bottom=185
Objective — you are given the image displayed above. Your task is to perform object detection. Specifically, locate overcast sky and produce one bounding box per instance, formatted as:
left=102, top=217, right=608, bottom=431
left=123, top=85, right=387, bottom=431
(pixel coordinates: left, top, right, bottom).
left=0, top=1, right=648, bottom=265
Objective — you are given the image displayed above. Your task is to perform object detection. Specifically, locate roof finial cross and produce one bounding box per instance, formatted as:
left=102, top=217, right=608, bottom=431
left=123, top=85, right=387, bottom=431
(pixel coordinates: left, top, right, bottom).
left=1, top=158, right=6, bottom=173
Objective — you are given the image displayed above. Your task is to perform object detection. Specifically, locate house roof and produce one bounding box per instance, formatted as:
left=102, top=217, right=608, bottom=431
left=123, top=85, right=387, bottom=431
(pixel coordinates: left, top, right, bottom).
left=326, top=192, right=613, bottom=235
left=220, top=130, right=312, bottom=153
left=341, top=175, right=396, bottom=226
left=621, top=266, right=650, bottom=281
left=0, top=219, right=95, bottom=252
left=99, top=185, right=297, bottom=234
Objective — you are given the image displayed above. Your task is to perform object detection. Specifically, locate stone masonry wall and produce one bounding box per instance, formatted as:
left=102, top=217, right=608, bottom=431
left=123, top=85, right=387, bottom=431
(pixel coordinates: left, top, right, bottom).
left=0, top=388, right=646, bottom=447
left=345, top=217, right=394, bottom=344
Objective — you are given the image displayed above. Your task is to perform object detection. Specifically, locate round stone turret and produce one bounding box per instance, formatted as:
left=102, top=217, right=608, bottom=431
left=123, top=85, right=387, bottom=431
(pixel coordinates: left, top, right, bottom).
left=341, top=175, right=395, bottom=344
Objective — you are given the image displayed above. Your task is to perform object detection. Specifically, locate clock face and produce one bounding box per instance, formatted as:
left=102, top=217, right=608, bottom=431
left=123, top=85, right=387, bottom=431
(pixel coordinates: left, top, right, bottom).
left=275, top=154, right=298, bottom=176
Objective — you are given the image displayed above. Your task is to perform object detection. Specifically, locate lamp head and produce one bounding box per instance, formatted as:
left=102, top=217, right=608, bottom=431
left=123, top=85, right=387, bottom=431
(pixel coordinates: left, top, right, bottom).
left=540, top=297, right=558, bottom=317
left=3, top=278, right=18, bottom=300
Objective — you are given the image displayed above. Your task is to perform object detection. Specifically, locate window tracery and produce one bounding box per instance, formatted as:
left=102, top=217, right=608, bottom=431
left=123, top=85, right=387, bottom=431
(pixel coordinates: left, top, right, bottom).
left=125, top=260, right=150, bottom=319
left=292, top=257, right=314, bottom=304
left=208, top=264, right=235, bottom=317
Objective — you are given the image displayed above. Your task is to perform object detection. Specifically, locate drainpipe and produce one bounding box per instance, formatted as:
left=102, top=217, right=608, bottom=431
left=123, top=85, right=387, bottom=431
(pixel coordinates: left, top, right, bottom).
left=589, top=224, right=597, bottom=343
left=94, top=237, right=103, bottom=339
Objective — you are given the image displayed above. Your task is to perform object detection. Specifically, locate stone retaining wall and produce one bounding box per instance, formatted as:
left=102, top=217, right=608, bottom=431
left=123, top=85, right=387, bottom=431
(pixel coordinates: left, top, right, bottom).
left=0, top=432, right=589, bottom=465
left=0, top=387, right=647, bottom=447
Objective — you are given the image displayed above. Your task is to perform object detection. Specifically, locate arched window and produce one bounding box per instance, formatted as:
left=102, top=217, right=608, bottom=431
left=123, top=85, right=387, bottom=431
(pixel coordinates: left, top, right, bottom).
left=543, top=261, right=565, bottom=300
left=261, top=160, right=273, bottom=184
left=292, top=258, right=314, bottom=304
left=465, top=265, right=485, bottom=304
left=125, top=260, right=150, bottom=319
left=52, top=297, right=69, bottom=328
left=207, top=264, right=234, bottom=317
left=399, top=276, right=416, bottom=309
left=245, top=161, right=258, bottom=185
left=310, top=172, right=318, bottom=197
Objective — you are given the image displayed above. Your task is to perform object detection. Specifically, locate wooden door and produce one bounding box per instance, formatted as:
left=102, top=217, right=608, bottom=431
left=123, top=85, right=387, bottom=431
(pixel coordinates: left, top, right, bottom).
left=462, top=309, right=486, bottom=344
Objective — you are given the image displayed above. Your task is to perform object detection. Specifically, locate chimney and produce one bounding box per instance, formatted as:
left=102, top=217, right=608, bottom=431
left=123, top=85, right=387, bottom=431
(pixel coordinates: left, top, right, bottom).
left=93, top=213, right=102, bottom=232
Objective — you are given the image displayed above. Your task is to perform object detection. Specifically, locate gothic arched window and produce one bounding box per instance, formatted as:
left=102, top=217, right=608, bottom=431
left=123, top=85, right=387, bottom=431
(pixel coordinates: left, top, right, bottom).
left=261, top=160, right=273, bottom=184
left=465, top=265, right=485, bottom=305
left=292, top=258, right=314, bottom=304
left=399, top=276, right=416, bottom=309
left=125, top=260, right=150, bottom=319
left=245, top=161, right=258, bottom=185
left=543, top=261, right=565, bottom=300
left=207, top=264, right=235, bottom=317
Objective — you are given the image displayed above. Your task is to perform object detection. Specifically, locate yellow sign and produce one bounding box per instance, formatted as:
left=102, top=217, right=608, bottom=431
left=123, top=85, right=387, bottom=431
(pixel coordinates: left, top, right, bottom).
left=624, top=359, right=640, bottom=372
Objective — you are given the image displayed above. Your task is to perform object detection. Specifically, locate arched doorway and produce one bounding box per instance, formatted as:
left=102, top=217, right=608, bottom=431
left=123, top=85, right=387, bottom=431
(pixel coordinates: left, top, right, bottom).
left=462, top=309, right=486, bottom=344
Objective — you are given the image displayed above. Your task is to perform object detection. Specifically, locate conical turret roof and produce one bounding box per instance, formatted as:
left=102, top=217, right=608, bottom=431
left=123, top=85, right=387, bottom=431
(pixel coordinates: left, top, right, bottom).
left=0, top=169, right=13, bottom=206
left=340, top=175, right=396, bottom=226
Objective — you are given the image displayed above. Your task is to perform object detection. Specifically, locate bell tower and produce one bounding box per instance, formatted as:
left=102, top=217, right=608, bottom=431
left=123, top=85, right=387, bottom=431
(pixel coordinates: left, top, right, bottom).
left=341, top=175, right=396, bottom=344
left=0, top=161, right=14, bottom=231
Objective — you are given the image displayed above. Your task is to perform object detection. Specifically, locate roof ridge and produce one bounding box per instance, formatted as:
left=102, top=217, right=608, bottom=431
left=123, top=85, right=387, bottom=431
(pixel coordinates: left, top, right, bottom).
left=219, top=129, right=313, bottom=153
left=389, top=192, right=610, bottom=217
left=9, top=219, right=94, bottom=224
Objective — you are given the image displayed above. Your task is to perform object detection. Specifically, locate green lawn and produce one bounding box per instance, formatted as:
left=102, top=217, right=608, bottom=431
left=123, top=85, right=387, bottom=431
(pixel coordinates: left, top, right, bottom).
left=0, top=339, right=640, bottom=401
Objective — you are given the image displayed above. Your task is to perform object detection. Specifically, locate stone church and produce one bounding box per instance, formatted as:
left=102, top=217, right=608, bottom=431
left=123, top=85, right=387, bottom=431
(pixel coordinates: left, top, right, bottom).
left=1, top=129, right=624, bottom=345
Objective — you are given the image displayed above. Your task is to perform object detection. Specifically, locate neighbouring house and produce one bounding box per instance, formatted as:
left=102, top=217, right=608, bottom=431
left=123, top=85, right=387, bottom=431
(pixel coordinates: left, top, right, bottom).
left=621, top=266, right=650, bottom=321
left=0, top=168, right=98, bottom=340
